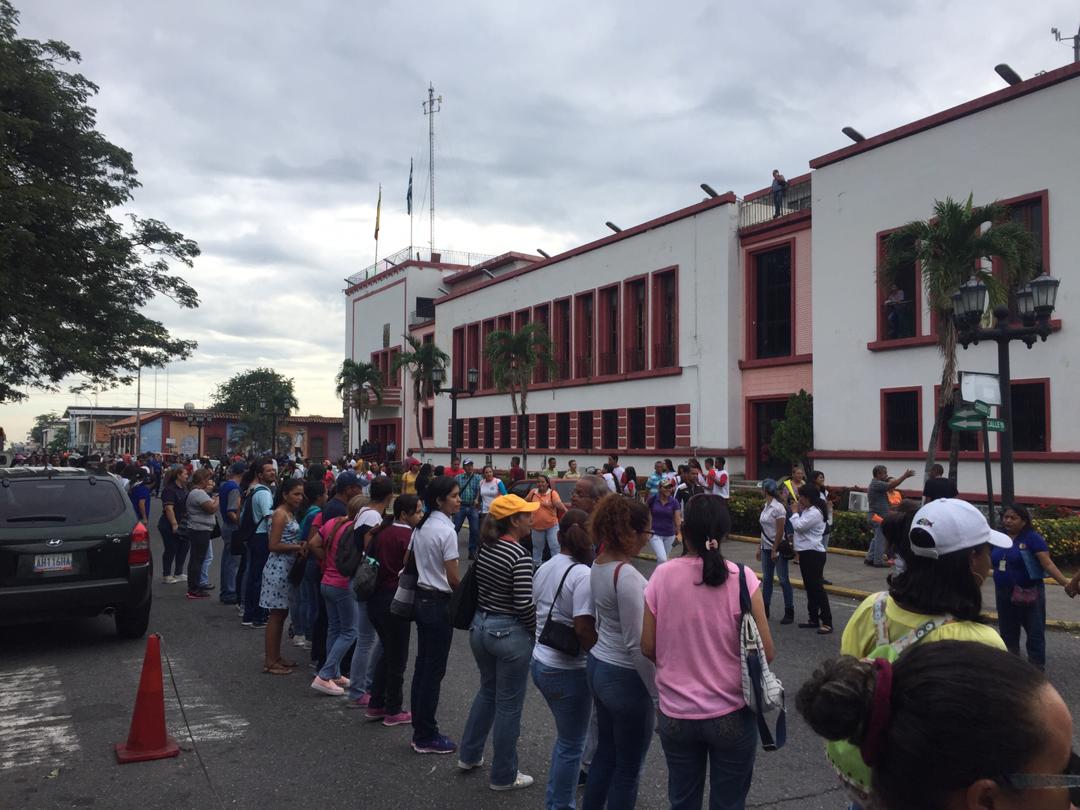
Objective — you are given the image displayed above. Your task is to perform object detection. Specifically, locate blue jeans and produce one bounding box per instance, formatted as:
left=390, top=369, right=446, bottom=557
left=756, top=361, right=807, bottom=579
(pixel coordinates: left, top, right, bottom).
left=199, top=532, right=214, bottom=587
left=866, top=523, right=886, bottom=566
left=760, top=550, right=794, bottom=614
left=455, top=506, right=480, bottom=555
left=532, top=526, right=559, bottom=567
left=459, top=611, right=534, bottom=785
left=658, top=708, right=756, bottom=810
left=995, top=582, right=1047, bottom=669
left=297, top=556, right=322, bottom=637
left=242, top=533, right=270, bottom=624
left=532, top=660, right=592, bottom=810
left=219, top=527, right=241, bottom=603
left=411, top=590, right=454, bottom=742
left=347, top=599, right=380, bottom=699
left=583, top=655, right=654, bottom=810
left=319, top=583, right=359, bottom=681
left=771, top=189, right=783, bottom=217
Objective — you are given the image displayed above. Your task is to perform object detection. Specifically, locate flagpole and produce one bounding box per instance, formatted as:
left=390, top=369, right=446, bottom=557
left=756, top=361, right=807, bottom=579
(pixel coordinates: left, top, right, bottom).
left=374, top=183, right=381, bottom=276
left=408, top=158, right=414, bottom=254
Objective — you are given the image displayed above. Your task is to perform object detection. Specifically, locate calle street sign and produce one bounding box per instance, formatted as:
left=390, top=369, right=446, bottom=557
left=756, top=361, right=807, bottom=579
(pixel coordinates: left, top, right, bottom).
left=973, top=400, right=991, bottom=417
left=948, top=415, right=1006, bottom=432
left=985, top=418, right=1005, bottom=432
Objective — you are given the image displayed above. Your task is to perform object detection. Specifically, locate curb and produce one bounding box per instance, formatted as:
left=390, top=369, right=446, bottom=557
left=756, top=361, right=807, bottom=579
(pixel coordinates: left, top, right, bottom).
left=728, top=533, right=865, bottom=559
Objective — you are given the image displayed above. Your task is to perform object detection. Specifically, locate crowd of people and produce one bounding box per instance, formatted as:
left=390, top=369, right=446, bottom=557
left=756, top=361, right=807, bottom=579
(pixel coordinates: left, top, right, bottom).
left=62, top=446, right=1080, bottom=808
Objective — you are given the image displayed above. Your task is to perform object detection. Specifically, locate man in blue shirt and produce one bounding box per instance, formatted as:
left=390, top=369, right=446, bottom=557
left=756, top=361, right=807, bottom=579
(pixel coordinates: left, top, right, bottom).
left=242, top=458, right=277, bottom=628
left=454, top=458, right=483, bottom=560
left=218, top=462, right=245, bottom=604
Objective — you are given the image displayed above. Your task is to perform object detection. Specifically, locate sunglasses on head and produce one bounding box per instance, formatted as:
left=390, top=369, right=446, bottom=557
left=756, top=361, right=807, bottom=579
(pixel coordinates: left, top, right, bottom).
left=997, top=751, right=1080, bottom=805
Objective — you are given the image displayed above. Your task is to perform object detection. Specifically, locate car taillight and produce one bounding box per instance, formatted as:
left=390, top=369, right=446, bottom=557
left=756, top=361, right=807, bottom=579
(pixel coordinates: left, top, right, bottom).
left=129, top=522, right=150, bottom=565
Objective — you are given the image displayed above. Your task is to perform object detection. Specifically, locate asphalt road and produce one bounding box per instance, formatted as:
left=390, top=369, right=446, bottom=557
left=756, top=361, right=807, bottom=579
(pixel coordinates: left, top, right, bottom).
left=3, top=502, right=1080, bottom=810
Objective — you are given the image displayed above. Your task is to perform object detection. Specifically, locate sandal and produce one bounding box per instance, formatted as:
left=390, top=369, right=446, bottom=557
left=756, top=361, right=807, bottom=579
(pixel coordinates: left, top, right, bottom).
left=277, top=658, right=299, bottom=668
left=817, top=626, right=834, bottom=635
left=263, top=663, right=292, bottom=675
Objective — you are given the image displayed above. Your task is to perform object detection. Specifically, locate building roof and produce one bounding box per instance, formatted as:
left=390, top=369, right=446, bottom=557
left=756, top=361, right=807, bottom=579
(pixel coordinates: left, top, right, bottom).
left=435, top=192, right=737, bottom=304
left=443, top=252, right=542, bottom=286
left=108, top=411, right=342, bottom=428
left=810, top=60, right=1080, bottom=170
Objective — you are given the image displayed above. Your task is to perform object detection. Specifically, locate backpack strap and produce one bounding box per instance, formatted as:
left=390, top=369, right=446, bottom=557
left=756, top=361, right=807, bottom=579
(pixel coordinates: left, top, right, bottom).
left=872, top=592, right=890, bottom=645
left=889, top=615, right=955, bottom=654
left=545, top=562, right=579, bottom=626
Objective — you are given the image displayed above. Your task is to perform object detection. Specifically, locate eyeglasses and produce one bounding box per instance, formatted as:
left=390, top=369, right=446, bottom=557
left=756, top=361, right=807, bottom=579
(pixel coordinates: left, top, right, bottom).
left=998, top=751, right=1080, bottom=804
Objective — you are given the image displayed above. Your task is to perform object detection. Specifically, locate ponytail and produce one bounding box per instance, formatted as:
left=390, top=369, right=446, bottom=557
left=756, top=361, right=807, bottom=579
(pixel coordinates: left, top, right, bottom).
left=681, top=494, right=731, bottom=587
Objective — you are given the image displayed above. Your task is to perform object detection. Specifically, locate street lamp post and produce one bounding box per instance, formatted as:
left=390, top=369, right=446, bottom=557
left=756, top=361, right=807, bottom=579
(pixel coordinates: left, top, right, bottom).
left=952, top=272, right=1060, bottom=509
left=431, top=366, right=478, bottom=467
left=184, top=402, right=209, bottom=458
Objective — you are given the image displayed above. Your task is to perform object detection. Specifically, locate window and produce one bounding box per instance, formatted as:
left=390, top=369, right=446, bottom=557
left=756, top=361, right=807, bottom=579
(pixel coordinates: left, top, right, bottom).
left=883, top=389, right=920, bottom=451
left=624, top=278, right=647, bottom=372
left=468, top=417, right=479, bottom=449
left=387, top=348, right=400, bottom=387
left=553, top=299, right=572, bottom=381
left=452, top=327, right=465, bottom=388
left=481, top=319, right=495, bottom=389
left=453, top=419, right=464, bottom=449
left=497, top=313, right=512, bottom=334
left=515, top=308, right=530, bottom=332
left=578, top=411, right=594, bottom=450
left=483, top=417, right=495, bottom=450
left=309, top=437, right=324, bottom=459
left=628, top=408, right=646, bottom=449
left=466, top=323, right=480, bottom=385
left=656, top=406, right=676, bottom=449
left=878, top=232, right=918, bottom=341
left=598, top=286, right=620, bottom=375
left=556, top=413, right=570, bottom=448
left=575, top=292, right=594, bottom=378
left=499, top=415, right=511, bottom=449
left=652, top=269, right=678, bottom=368
left=1002, top=194, right=1048, bottom=319
left=601, top=409, right=619, bottom=449
left=422, top=407, right=434, bottom=439
left=536, top=414, right=550, bottom=449
left=422, top=333, right=433, bottom=345
left=533, top=303, right=551, bottom=383
left=1011, top=381, right=1048, bottom=452
left=753, top=245, right=792, bottom=359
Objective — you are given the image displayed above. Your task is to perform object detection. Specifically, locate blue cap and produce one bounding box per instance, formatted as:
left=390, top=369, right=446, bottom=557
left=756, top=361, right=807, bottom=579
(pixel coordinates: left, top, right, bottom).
left=760, top=478, right=779, bottom=496
left=336, top=471, right=361, bottom=490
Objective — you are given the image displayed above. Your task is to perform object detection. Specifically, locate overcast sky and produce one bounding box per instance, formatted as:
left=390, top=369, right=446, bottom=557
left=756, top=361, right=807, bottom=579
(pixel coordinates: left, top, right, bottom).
left=3, top=0, right=1077, bottom=445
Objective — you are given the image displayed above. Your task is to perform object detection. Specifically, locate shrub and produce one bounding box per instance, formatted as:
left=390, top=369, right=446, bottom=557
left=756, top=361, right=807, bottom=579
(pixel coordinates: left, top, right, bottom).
left=1033, top=518, right=1080, bottom=564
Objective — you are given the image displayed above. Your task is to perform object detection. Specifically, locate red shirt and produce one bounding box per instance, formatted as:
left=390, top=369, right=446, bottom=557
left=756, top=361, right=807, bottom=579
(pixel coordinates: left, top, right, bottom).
left=373, top=523, right=412, bottom=592
left=509, top=465, right=525, bottom=483
left=445, top=466, right=465, bottom=477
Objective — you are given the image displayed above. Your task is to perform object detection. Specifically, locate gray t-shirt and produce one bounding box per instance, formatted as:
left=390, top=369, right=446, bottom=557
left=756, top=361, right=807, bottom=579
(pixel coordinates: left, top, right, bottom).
left=184, top=488, right=218, bottom=531
left=867, top=478, right=890, bottom=519
left=590, top=561, right=656, bottom=698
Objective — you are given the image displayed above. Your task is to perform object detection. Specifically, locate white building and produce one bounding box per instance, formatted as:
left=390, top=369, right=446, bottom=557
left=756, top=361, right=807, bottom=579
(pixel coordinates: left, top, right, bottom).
left=344, top=60, right=1080, bottom=504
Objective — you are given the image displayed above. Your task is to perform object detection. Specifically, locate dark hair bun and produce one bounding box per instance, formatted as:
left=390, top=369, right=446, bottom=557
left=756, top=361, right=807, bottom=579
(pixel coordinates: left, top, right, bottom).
left=796, top=656, right=874, bottom=743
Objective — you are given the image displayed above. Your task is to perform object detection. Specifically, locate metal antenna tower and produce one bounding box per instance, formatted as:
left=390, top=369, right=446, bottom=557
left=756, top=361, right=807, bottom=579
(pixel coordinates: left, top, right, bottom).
left=422, top=83, right=442, bottom=253
left=1052, top=23, right=1080, bottom=63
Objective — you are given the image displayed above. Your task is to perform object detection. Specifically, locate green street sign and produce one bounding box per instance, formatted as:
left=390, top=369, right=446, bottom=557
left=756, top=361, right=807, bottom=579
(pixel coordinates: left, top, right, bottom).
left=948, top=416, right=984, bottom=431
left=985, top=418, right=1005, bottom=432
left=973, top=400, right=992, bottom=417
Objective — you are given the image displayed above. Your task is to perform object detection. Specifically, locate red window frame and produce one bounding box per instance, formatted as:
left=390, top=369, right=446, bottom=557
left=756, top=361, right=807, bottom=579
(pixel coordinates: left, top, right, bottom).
left=876, top=228, right=923, bottom=342
left=552, top=297, right=572, bottom=381
left=1010, top=377, right=1051, bottom=453
left=466, top=322, right=480, bottom=384
left=745, top=241, right=795, bottom=362
left=880, top=386, right=923, bottom=452
left=515, top=308, right=530, bottom=333
left=623, top=275, right=648, bottom=372
left=421, top=406, right=434, bottom=440
left=574, top=292, right=595, bottom=379
left=480, top=319, right=495, bottom=390
left=597, top=284, right=620, bottom=376
left=533, top=302, right=551, bottom=384
left=651, top=267, right=679, bottom=368
left=452, top=326, right=465, bottom=389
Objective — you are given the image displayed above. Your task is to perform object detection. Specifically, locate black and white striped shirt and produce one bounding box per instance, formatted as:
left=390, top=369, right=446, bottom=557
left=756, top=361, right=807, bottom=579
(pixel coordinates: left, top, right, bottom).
left=475, top=539, right=536, bottom=631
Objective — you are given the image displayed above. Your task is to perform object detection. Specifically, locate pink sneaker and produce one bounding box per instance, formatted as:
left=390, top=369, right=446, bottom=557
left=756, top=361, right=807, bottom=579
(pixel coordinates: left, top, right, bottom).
left=332, top=676, right=351, bottom=689
left=310, top=676, right=345, bottom=696
left=382, top=711, right=412, bottom=727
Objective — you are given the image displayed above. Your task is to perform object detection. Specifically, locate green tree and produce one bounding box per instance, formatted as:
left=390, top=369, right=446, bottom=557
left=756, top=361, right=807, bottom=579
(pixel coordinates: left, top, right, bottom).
left=392, top=335, right=449, bottom=455
left=211, top=368, right=298, bottom=454
left=769, top=390, right=814, bottom=475
left=0, top=2, right=200, bottom=403
left=47, top=425, right=70, bottom=453
left=335, top=359, right=383, bottom=447
left=879, top=195, right=1035, bottom=481
left=31, top=412, right=60, bottom=444
left=484, top=322, right=555, bottom=474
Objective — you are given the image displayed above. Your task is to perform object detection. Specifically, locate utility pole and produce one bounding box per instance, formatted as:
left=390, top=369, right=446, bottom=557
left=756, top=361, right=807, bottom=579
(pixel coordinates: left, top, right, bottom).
left=1052, top=23, right=1080, bottom=63
left=422, top=82, right=442, bottom=254
left=134, top=366, right=141, bottom=456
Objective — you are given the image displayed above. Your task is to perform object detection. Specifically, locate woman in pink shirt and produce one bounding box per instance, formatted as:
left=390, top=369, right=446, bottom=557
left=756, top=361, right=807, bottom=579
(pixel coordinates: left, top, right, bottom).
left=642, top=495, right=775, bottom=810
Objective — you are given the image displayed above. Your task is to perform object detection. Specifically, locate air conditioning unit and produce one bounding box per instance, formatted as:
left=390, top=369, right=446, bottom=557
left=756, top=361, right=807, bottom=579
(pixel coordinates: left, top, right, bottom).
left=848, top=491, right=869, bottom=512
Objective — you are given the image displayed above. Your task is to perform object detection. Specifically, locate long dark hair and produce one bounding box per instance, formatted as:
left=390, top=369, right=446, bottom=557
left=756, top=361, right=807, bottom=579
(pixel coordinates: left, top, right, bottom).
left=796, top=641, right=1048, bottom=809
left=273, top=477, right=304, bottom=511
left=797, top=483, right=827, bottom=518
left=368, top=494, right=420, bottom=552
left=681, top=494, right=731, bottom=586
left=415, top=475, right=458, bottom=531
left=889, top=545, right=984, bottom=622
left=558, top=508, right=593, bottom=565
left=416, top=463, right=433, bottom=498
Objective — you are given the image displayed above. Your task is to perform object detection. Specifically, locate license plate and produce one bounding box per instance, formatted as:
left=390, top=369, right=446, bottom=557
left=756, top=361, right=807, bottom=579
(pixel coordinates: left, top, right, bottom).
left=33, top=553, right=73, bottom=573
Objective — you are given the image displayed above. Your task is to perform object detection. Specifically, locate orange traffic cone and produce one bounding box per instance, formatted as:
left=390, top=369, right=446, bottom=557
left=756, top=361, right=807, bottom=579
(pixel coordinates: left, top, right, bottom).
left=115, top=633, right=180, bottom=764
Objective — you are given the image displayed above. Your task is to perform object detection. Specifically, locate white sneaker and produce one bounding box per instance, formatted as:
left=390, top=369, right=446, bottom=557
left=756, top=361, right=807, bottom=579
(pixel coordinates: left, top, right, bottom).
left=310, top=676, right=345, bottom=696
left=457, top=757, right=484, bottom=771
left=292, top=635, right=307, bottom=647
left=490, top=772, right=533, bottom=791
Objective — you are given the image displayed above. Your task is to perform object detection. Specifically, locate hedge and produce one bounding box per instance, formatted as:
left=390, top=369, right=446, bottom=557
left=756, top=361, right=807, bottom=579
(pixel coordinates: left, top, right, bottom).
left=726, top=492, right=1080, bottom=564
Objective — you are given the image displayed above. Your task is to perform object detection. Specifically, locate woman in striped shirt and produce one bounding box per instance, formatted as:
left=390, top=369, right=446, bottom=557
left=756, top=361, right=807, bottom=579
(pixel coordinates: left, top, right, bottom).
left=458, top=494, right=539, bottom=792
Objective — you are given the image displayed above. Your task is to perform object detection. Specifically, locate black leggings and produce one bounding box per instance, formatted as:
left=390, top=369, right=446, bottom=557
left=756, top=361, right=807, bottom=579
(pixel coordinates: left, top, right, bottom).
left=799, top=550, right=832, bottom=627
left=186, top=530, right=211, bottom=593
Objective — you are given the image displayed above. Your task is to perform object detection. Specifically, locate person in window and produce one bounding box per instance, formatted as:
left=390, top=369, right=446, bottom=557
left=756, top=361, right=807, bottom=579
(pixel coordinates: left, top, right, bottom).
left=770, top=169, right=787, bottom=218
left=884, top=283, right=906, bottom=339
left=922, top=463, right=957, bottom=503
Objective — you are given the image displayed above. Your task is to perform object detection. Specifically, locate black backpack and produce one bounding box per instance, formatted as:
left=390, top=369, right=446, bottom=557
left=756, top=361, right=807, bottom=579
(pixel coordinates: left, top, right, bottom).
left=335, top=517, right=368, bottom=578
left=231, top=484, right=270, bottom=547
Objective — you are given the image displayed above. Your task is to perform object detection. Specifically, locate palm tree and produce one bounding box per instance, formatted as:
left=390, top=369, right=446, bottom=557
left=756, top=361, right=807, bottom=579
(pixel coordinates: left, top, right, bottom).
left=393, top=334, right=449, bottom=455
left=879, top=195, right=1035, bottom=481
left=485, top=322, right=555, bottom=474
left=335, top=359, right=384, bottom=445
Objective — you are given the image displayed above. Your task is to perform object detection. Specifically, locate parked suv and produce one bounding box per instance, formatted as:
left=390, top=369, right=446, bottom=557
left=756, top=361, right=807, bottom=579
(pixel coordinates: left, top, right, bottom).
left=0, top=467, right=152, bottom=638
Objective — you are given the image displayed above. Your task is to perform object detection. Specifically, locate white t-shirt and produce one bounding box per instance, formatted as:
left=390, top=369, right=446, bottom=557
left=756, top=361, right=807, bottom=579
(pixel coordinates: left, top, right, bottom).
left=354, top=506, right=383, bottom=535
left=478, top=478, right=506, bottom=513
left=602, top=472, right=617, bottom=493
left=759, top=499, right=786, bottom=550
left=705, top=468, right=729, bottom=498
left=533, top=555, right=593, bottom=670
left=412, top=510, right=459, bottom=593
left=612, top=465, right=626, bottom=486
left=791, top=506, right=827, bottom=553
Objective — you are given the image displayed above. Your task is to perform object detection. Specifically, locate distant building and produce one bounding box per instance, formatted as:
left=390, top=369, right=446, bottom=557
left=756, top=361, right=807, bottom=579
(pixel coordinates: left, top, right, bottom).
left=61, top=407, right=140, bottom=453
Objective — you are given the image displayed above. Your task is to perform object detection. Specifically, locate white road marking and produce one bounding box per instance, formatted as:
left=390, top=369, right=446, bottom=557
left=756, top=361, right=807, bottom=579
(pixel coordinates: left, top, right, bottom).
left=0, top=666, right=80, bottom=771
left=158, top=657, right=249, bottom=743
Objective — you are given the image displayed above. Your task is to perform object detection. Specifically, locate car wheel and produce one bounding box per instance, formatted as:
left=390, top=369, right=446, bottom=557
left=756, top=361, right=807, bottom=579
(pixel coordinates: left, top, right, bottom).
left=115, top=593, right=152, bottom=639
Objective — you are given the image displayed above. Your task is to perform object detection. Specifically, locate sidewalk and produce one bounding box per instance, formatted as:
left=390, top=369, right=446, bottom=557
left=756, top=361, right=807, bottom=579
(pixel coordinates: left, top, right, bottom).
left=644, top=535, right=1080, bottom=632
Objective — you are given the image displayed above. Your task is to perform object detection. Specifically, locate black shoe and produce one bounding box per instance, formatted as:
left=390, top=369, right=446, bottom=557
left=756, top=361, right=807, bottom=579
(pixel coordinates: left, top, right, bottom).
left=578, top=770, right=588, bottom=787
left=780, top=609, right=795, bottom=625
left=822, top=579, right=832, bottom=586
left=798, top=621, right=820, bottom=629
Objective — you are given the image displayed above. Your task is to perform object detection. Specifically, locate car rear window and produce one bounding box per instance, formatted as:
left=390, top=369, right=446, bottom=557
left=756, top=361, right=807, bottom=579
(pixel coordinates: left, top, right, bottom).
left=1, top=478, right=128, bottom=526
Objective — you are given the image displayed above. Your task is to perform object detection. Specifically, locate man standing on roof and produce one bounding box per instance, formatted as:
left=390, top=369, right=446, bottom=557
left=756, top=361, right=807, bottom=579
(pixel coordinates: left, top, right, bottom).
left=771, top=169, right=787, bottom=218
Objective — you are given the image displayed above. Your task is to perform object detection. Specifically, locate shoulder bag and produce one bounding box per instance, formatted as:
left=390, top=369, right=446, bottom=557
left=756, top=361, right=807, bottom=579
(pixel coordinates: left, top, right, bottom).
left=537, top=562, right=581, bottom=656
left=389, top=539, right=419, bottom=620
left=736, top=563, right=786, bottom=751
left=449, top=545, right=480, bottom=630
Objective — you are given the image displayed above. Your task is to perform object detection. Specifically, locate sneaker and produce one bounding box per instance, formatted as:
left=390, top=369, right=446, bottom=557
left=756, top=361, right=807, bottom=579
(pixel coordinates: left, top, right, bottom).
left=186, top=591, right=210, bottom=600
left=490, top=772, right=534, bottom=791
left=412, top=735, right=458, bottom=754
left=382, top=711, right=412, bottom=727
left=171, top=575, right=188, bottom=583
left=251, top=621, right=267, bottom=629
left=240, top=620, right=254, bottom=627
left=457, top=756, right=484, bottom=771
left=303, top=640, right=312, bottom=650
left=333, top=677, right=354, bottom=690
left=161, top=576, right=173, bottom=585
left=292, top=635, right=307, bottom=647
left=364, top=706, right=387, bottom=720
left=200, top=583, right=215, bottom=591
left=345, top=697, right=370, bottom=710
left=311, top=676, right=345, bottom=696
left=236, top=604, right=244, bottom=615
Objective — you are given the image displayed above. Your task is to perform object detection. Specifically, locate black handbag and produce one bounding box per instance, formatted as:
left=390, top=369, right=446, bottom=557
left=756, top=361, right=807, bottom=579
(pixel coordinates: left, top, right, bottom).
left=450, top=547, right=480, bottom=630
left=537, top=562, right=581, bottom=656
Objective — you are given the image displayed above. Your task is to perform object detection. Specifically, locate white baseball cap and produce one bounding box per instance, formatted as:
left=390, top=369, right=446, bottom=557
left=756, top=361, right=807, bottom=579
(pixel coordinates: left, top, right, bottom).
left=908, top=498, right=1012, bottom=559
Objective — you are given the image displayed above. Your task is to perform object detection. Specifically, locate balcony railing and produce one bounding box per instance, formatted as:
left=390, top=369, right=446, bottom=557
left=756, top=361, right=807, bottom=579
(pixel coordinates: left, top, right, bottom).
left=346, top=246, right=495, bottom=286
left=625, top=347, right=646, bottom=373
left=882, top=299, right=917, bottom=341
left=654, top=342, right=677, bottom=368
left=598, top=352, right=619, bottom=375
left=738, top=177, right=812, bottom=230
